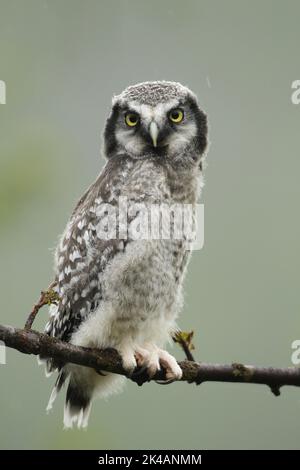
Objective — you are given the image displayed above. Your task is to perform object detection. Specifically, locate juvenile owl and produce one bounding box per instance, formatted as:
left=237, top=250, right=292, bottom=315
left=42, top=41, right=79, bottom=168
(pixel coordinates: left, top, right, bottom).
left=40, top=81, right=208, bottom=428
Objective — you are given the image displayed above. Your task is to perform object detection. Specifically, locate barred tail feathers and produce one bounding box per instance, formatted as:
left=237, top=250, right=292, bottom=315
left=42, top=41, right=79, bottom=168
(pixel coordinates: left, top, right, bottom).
left=63, top=367, right=126, bottom=429
left=42, top=364, right=125, bottom=429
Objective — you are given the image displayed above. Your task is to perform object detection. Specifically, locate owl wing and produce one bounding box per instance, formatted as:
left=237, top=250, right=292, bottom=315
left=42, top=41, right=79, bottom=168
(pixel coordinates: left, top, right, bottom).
left=44, top=155, right=133, bottom=358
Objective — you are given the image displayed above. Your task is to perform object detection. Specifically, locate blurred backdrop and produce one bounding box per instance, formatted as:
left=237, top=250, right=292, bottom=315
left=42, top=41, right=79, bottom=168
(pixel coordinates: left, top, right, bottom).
left=0, top=0, right=300, bottom=450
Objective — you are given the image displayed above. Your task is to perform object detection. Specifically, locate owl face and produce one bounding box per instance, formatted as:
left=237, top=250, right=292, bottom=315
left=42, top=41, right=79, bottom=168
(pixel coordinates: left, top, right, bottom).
left=104, top=81, right=207, bottom=166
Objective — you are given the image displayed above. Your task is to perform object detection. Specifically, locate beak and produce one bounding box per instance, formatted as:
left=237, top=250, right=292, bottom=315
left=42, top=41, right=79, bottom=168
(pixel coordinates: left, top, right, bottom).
left=149, top=121, right=159, bottom=148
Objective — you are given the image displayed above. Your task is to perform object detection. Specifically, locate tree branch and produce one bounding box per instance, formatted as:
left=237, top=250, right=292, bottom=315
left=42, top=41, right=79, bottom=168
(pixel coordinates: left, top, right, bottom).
left=1, top=324, right=299, bottom=395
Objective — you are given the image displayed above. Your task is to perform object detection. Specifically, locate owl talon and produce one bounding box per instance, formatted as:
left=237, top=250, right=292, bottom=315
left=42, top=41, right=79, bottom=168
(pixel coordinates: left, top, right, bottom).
left=156, top=378, right=176, bottom=385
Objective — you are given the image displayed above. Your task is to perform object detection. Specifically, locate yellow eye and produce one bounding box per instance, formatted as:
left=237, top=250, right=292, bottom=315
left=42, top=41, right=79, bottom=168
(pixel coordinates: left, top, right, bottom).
left=125, top=112, right=139, bottom=127
left=169, top=108, right=184, bottom=123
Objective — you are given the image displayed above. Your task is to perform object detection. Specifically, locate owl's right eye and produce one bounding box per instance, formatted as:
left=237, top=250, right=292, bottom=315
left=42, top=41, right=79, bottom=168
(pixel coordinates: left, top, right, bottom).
left=125, top=112, right=139, bottom=127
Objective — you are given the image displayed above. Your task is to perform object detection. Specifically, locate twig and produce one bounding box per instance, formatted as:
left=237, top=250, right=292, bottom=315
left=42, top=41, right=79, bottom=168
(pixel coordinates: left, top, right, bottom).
left=1, top=324, right=299, bottom=395
left=173, top=330, right=196, bottom=361
left=24, top=282, right=59, bottom=330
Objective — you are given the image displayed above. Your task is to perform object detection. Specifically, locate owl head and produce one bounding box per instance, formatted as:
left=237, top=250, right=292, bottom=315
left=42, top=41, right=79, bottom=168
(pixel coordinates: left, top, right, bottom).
left=104, top=81, right=208, bottom=168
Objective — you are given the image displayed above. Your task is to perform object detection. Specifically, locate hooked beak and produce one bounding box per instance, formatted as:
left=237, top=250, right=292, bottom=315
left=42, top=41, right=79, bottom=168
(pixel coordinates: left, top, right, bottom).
left=149, top=121, right=159, bottom=148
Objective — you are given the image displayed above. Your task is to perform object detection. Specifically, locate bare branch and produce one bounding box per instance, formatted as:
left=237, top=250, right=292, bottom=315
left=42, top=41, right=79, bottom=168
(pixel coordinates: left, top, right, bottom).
left=24, top=282, right=59, bottom=330
left=172, top=330, right=196, bottom=361
left=1, top=324, right=299, bottom=394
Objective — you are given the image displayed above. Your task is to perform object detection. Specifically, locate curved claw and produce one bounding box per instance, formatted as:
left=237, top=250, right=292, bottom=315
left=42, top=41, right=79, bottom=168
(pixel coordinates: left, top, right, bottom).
left=155, top=378, right=176, bottom=385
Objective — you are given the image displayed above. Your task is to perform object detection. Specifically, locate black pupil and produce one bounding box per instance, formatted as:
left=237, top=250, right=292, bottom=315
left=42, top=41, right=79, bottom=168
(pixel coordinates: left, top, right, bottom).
left=172, top=111, right=179, bottom=119
left=129, top=114, right=137, bottom=123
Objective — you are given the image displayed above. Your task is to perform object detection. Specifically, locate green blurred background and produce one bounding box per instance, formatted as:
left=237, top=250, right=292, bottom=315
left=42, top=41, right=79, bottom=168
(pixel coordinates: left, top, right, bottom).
left=0, top=0, right=300, bottom=450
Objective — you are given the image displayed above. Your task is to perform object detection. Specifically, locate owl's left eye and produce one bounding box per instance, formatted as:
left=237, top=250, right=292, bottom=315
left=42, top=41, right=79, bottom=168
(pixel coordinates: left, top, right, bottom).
left=168, top=108, right=184, bottom=123
left=125, top=112, right=139, bottom=127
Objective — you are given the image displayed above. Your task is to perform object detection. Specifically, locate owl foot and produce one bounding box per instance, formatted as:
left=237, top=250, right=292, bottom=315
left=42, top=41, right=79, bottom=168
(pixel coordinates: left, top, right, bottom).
left=118, top=345, right=156, bottom=381
left=156, top=349, right=182, bottom=383
left=135, top=347, right=161, bottom=378
left=127, top=347, right=159, bottom=386
left=133, top=346, right=182, bottom=385
left=119, top=345, right=182, bottom=385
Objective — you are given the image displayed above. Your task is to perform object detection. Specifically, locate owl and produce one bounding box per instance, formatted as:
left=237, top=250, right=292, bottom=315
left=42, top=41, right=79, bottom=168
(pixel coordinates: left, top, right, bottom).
left=40, top=81, right=208, bottom=428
